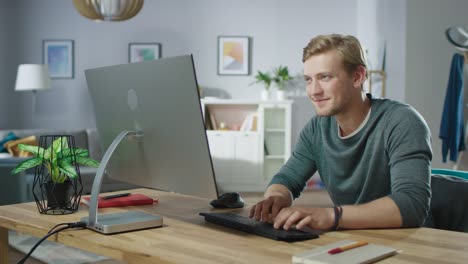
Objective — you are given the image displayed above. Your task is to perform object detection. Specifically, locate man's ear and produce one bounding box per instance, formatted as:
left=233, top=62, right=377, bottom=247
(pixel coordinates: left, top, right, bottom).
left=353, top=65, right=367, bottom=88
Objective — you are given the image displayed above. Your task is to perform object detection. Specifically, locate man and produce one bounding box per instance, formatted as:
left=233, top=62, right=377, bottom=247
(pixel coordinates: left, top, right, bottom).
left=249, top=34, right=432, bottom=231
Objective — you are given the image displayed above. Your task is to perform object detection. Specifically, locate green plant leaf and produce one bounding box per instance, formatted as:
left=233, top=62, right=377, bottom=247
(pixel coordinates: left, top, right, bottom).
left=273, top=65, right=293, bottom=90
left=60, top=148, right=89, bottom=158
left=11, top=157, right=43, bottom=174
left=17, top=144, right=46, bottom=157
left=75, top=156, right=100, bottom=168
left=254, top=71, right=272, bottom=89
left=51, top=165, right=60, bottom=182
left=48, top=137, right=67, bottom=156
left=61, top=137, right=69, bottom=150
left=58, top=159, right=78, bottom=179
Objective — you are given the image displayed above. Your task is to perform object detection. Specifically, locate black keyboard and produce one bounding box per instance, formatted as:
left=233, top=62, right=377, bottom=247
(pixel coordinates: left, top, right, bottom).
left=199, top=212, right=321, bottom=242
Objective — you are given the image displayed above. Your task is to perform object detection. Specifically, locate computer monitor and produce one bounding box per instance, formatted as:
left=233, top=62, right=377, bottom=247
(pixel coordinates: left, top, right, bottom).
left=81, top=55, right=219, bottom=234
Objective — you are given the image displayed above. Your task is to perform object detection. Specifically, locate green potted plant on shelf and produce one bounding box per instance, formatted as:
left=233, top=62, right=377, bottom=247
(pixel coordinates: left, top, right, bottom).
left=273, top=65, right=293, bottom=100
left=253, top=70, right=273, bottom=100
left=12, top=136, right=100, bottom=212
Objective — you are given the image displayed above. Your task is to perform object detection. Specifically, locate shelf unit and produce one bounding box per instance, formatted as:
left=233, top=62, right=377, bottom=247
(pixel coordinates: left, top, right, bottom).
left=259, top=102, right=292, bottom=189
left=201, top=98, right=292, bottom=192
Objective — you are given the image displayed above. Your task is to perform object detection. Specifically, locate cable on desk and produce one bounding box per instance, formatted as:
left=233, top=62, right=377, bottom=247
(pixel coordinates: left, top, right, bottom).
left=47, top=222, right=86, bottom=234
left=17, top=221, right=87, bottom=264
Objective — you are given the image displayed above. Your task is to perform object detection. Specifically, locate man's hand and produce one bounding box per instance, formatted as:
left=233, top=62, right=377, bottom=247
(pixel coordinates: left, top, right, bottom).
left=273, top=207, right=335, bottom=230
left=249, top=195, right=291, bottom=222
left=249, top=184, right=292, bottom=222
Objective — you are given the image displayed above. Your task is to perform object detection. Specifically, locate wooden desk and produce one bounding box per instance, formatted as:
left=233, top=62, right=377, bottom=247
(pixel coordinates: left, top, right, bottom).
left=1, top=188, right=468, bottom=264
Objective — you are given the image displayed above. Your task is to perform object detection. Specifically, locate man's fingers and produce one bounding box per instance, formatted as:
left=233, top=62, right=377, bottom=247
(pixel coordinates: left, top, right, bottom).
left=283, top=210, right=302, bottom=230
left=249, top=205, right=256, bottom=218
left=273, top=208, right=289, bottom=229
left=260, top=199, right=272, bottom=222
left=271, top=202, right=282, bottom=219
left=296, top=215, right=313, bottom=230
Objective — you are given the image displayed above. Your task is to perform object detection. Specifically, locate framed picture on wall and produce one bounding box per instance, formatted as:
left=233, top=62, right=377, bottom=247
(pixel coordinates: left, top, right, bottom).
left=217, top=36, right=250, bottom=75
left=128, top=43, right=162, bottom=63
left=43, top=39, right=74, bottom=79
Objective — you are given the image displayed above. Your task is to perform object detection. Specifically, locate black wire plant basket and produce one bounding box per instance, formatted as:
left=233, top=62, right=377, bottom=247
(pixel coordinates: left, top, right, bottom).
left=32, top=135, right=83, bottom=215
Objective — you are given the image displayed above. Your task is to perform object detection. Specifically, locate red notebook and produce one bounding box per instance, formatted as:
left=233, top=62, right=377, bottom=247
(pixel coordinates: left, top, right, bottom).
left=81, top=193, right=157, bottom=208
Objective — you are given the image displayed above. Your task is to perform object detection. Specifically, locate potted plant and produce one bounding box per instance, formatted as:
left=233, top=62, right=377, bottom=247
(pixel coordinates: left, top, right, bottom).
left=273, top=65, right=293, bottom=100
left=12, top=136, right=100, bottom=213
left=253, top=70, right=273, bottom=100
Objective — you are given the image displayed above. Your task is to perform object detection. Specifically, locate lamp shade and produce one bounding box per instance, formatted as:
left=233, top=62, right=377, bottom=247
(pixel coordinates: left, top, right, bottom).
left=15, top=64, right=51, bottom=92
left=73, top=0, right=144, bottom=22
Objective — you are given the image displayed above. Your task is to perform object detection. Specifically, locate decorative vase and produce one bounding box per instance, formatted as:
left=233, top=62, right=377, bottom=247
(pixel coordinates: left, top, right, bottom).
left=276, top=90, right=286, bottom=101
left=32, top=135, right=83, bottom=215
left=260, top=89, right=270, bottom=101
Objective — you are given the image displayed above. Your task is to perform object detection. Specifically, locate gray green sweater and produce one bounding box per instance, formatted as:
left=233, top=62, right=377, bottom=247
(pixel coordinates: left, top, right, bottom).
left=270, top=95, right=432, bottom=227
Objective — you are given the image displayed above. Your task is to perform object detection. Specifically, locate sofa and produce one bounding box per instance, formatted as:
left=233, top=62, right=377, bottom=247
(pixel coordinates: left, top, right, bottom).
left=0, top=128, right=138, bottom=205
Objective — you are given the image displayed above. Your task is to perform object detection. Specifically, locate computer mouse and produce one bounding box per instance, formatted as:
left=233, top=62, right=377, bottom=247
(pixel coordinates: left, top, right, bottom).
left=210, top=192, right=245, bottom=208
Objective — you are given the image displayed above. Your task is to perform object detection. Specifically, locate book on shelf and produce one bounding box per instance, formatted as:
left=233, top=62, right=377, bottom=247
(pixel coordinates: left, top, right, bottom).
left=264, top=142, right=270, bottom=155
left=240, top=113, right=258, bottom=131
left=204, top=107, right=211, bottom=130
left=81, top=193, right=157, bottom=208
left=209, top=112, right=218, bottom=130
left=292, top=240, right=397, bottom=264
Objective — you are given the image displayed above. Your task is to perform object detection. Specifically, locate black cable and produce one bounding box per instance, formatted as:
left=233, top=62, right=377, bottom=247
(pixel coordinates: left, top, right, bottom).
left=17, top=222, right=87, bottom=264
left=47, top=223, right=69, bottom=234
left=47, top=222, right=86, bottom=234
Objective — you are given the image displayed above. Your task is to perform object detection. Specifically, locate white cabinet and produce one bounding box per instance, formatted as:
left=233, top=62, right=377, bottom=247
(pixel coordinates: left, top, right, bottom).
left=260, top=103, right=292, bottom=186
left=207, top=131, right=260, bottom=191
left=202, top=99, right=292, bottom=192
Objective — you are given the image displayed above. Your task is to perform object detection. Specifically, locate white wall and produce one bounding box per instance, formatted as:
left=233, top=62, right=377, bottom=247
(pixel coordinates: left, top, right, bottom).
left=406, top=0, right=468, bottom=168
left=2, top=0, right=359, bottom=145
left=356, top=0, right=407, bottom=102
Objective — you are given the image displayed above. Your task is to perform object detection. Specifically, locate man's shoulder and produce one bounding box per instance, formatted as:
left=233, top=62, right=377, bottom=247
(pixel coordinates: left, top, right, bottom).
left=372, top=98, right=429, bottom=132
left=373, top=97, right=421, bottom=119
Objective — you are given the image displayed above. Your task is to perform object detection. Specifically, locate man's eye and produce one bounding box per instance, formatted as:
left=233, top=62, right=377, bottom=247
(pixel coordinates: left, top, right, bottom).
left=320, top=75, right=331, bottom=81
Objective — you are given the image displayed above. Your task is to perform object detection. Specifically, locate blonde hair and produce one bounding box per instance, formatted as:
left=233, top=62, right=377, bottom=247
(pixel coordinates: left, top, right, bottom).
left=303, top=34, right=368, bottom=79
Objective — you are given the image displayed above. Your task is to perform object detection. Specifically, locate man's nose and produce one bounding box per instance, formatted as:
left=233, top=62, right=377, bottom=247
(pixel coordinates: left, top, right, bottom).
left=307, top=81, right=322, bottom=97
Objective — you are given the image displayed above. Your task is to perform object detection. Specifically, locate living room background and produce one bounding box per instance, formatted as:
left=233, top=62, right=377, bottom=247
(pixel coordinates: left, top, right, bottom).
left=0, top=0, right=467, bottom=169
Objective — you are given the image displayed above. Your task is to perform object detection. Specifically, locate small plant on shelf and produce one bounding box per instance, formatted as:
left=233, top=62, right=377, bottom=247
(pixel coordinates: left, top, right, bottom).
left=273, top=65, right=293, bottom=90
left=253, top=70, right=273, bottom=90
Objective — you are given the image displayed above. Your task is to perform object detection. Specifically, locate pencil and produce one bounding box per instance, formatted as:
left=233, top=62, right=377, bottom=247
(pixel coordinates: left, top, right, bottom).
left=102, top=192, right=131, bottom=200
left=328, top=241, right=368, bottom=254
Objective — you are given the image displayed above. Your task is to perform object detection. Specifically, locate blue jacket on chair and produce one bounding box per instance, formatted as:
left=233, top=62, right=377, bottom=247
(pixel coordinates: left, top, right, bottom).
left=440, top=53, right=465, bottom=162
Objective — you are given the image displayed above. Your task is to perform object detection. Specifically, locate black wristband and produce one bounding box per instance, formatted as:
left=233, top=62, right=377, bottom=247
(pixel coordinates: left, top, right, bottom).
left=331, top=206, right=343, bottom=231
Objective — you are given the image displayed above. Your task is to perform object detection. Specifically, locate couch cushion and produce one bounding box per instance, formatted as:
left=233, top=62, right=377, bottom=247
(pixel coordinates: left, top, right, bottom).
left=0, top=132, right=19, bottom=152
left=3, top=129, right=89, bottom=150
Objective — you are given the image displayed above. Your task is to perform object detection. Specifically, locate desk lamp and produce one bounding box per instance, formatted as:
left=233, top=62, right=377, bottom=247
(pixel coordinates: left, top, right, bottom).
left=15, top=64, right=51, bottom=112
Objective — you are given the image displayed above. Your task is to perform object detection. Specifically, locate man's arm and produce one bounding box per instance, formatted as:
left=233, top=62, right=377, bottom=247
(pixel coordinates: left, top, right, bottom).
left=273, top=196, right=402, bottom=230
left=338, top=196, right=402, bottom=229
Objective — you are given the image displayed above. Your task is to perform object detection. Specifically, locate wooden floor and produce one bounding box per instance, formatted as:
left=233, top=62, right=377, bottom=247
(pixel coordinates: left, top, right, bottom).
left=7, top=190, right=332, bottom=264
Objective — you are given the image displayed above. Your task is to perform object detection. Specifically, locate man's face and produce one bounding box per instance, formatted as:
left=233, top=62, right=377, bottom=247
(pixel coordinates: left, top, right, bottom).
left=303, top=50, right=359, bottom=117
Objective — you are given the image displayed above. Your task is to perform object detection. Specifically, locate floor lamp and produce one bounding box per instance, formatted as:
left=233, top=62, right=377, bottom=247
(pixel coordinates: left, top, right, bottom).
left=15, top=64, right=52, bottom=115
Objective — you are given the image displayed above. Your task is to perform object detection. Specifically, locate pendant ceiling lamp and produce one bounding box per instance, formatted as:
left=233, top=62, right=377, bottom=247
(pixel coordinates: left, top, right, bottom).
left=73, top=0, right=144, bottom=22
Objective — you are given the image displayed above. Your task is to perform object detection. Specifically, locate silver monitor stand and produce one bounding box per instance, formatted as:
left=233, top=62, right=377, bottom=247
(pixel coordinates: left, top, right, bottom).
left=80, top=131, right=163, bottom=234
